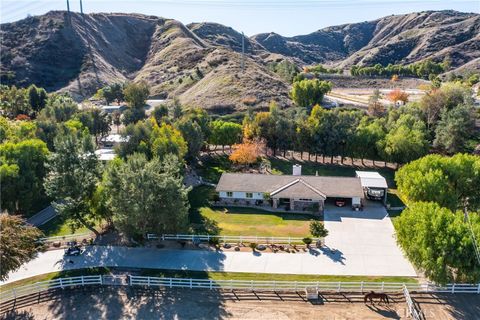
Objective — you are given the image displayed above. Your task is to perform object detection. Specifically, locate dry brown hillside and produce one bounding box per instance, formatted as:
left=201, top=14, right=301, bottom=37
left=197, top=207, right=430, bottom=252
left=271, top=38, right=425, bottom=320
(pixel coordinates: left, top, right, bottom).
left=1, top=10, right=479, bottom=113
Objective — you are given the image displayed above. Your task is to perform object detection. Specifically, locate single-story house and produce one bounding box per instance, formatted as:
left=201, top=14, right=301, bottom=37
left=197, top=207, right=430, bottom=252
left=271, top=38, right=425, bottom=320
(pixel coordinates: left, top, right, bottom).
left=216, top=165, right=364, bottom=214
left=355, top=171, right=388, bottom=204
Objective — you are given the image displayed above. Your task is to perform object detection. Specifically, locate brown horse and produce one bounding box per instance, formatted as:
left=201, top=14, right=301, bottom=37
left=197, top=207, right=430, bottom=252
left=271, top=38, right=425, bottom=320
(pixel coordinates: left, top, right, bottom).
left=364, top=291, right=389, bottom=305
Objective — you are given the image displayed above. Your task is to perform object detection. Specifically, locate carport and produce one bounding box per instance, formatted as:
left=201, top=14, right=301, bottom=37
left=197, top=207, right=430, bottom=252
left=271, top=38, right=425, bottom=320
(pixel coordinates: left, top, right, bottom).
left=355, top=171, right=388, bottom=204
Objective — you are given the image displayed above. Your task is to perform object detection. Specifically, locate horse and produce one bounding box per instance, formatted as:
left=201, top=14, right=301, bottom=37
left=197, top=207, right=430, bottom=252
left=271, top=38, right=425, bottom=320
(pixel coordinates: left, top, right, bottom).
left=364, top=291, right=389, bottom=305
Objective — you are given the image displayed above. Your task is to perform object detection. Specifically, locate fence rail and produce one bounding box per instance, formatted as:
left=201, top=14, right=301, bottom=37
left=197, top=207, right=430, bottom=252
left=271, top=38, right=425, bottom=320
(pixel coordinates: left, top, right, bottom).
left=147, top=234, right=320, bottom=244
left=1, top=275, right=479, bottom=306
left=0, top=275, right=102, bottom=304
left=128, top=275, right=480, bottom=294
left=38, top=233, right=92, bottom=243
left=403, top=285, right=422, bottom=320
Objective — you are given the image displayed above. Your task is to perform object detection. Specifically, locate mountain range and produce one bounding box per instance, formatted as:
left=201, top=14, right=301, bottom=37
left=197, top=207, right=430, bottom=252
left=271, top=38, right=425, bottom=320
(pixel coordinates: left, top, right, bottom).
left=1, top=10, right=479, bottom=112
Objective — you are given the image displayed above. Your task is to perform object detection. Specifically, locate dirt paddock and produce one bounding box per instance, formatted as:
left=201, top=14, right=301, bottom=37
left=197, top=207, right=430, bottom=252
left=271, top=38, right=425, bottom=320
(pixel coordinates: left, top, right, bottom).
left=1, top=287, right=478, bottom=319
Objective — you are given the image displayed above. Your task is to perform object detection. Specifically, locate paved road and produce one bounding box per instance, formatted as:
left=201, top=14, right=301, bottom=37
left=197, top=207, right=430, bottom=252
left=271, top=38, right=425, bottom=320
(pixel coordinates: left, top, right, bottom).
left=323, top=202, right=416, bottom=278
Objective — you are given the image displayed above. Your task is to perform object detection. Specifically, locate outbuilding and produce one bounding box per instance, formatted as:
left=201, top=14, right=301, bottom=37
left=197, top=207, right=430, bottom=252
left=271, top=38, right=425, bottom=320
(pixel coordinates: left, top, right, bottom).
left=355, top=171, right=388, bottom=204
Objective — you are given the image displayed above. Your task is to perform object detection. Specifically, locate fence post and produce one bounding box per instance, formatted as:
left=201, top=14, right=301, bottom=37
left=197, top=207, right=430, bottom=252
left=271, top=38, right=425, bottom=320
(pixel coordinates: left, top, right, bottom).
left=59, top=278, right=64, bottom=289
left=295, top=281, right=298, bottom=291
left=274, top=280, right=276, bottom=291
left=162, top=234, right=165, bottom=241
left=147, top=277, right=151, bottom=287
left=451, top=283, right=455, bottom=294
left=289, top=237, right=291, bottom=245
left=81, top=276, right=85, bottom=286
left=251, top=280, right=254, bottom=291
left=477, top=283, right=480, bottom=294
left=12, top=288, right=16, bottom=300
left=360, top=281, right=364, bottom=293
left=230, top=280, right=233, bottom=290
left=381, top=282, right=384, bottom=292
left=207, top=234, right=210, bottom=242
left=337, top=282, right=341, bottom=292
left=240, top=236, right=242, bottom=244
left=210, top=279, right=213, bottom=290
left=316, top=281, right=319, bottom=292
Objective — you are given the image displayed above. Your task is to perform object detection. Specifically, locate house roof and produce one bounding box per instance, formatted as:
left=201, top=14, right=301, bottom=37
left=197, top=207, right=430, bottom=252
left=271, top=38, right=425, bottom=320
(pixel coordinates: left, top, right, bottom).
left=271, top=179, right=327, bottom=199
left=355, top=171, right=388, bottom=189
left=216, top=173, right=364, bottom=198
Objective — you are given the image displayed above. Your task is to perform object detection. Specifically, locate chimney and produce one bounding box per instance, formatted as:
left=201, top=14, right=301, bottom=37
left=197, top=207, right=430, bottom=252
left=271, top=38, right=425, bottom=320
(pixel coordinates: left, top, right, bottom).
left=293, top=164, right=302, bottom=176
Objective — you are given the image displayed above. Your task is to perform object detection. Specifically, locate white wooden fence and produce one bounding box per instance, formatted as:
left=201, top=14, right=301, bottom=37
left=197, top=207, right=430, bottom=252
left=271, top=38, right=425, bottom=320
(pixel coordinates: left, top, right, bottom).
left=403, top=285, right=422, bottom=320
left=38, top=233, right=92, bottom=243
left=147, top=234, right=320, bottom=244
left=0, top=275, right=102, bottom=304
left=128, top=275, right=480, bottom=294
left=1, top=275, right=479, bottom=306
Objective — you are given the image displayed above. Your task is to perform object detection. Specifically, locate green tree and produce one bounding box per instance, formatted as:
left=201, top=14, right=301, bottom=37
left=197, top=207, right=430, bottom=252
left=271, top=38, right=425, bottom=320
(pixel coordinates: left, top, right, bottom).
left=351, top=117, right=386, bottom=165
left=209, top=120, right=243, bottom=150
left=380, top=114, right=428, bottom=165
left=394, top=202, right=480, bottom=284
left=0, top=214, right=44, bottom=281
left=152, top=105, right=169, bottom=124
left=28, top=85, right=47, bottom=113
left=395, top=154, right=480, bottom=211
left=44, top=133, right=101, bottom=235
left=38, top=94, right=78, bottom=123
left=102, top=83, right=124, bottom=104
left=175, top=118, right=204, bottom=160
left=116, top=120, right=153, bottom=159
left=290, top=79, right=332, bottom=109
left=103, top=153, right=189, bottom=236
left=121, top=107, right=145, bottom=125
left=0, top=85, right=30, bottom=117
left=0, top=139, right=49, bottom=215
left=433, top=104, right=475, bottom=154
left=151, top=123, right=188, bottom=160
left=123, top=81, right=149, bottom=109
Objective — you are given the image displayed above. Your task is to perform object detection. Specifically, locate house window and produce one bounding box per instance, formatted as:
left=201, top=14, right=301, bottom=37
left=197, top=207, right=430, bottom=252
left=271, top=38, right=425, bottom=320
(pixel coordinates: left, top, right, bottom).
left=246, top=192, right=253, bottom=198
left=299, top=198, right=312, bottom=201
left=226, top=192, right=233, bottom=197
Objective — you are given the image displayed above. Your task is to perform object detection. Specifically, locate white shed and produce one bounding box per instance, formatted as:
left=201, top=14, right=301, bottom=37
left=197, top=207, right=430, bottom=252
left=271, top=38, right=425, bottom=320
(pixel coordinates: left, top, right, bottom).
left=355, top=171, right=388, bottom=204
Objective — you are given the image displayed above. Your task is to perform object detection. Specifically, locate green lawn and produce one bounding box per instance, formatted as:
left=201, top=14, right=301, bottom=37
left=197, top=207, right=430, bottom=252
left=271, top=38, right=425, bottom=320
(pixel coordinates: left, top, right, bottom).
left=189, top=185, right=315, bottom=237
left=140, top=268, right=418, bottom=284
left=39, top=216, right=102, bottom=237
left=0, top=267, right=111, bottom=291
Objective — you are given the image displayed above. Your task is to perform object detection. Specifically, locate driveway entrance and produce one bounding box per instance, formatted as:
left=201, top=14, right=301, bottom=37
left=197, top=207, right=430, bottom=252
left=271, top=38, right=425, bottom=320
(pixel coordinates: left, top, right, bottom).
left=323, top=201, right=416, bottom=277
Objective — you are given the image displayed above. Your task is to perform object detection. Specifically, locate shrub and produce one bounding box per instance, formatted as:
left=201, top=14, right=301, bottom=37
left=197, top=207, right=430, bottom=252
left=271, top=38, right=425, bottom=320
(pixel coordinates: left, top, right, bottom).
left=249, top=242, right=257, bottom=251
left=302, top=237, right=312, bottom=247
left=310, top=221, right=329, bottom=238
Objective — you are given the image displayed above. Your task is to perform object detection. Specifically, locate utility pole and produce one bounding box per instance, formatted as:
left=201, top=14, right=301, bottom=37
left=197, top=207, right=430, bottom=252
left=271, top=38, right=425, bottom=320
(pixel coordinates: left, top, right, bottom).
left=241, top=32, right=245, bottom=72
left=80, top=0, right=83, bottom=14
left=66, top=0, right=71, bottom=26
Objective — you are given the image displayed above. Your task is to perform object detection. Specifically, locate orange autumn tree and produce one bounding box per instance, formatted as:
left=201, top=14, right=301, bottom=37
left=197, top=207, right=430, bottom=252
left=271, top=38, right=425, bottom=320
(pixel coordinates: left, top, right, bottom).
left=387, top=89, right=409, bottom=104
left=229, top=141, right=260, bottom=167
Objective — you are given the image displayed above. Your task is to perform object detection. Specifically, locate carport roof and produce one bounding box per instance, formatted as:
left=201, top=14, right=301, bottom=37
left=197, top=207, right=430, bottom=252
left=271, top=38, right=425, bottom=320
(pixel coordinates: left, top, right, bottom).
left=216, top=173, right=364, bottom=198
left=355, top=171, right=388, bottom=189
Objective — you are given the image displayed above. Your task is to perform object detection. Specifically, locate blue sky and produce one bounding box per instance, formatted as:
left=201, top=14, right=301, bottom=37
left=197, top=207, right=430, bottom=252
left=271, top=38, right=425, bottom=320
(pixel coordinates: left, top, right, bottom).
left=1, top=0, right=478, bottom=36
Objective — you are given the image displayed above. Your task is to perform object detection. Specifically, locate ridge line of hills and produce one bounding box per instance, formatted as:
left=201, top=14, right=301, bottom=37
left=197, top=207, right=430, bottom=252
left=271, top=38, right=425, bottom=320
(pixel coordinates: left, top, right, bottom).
left=1, top=9, right=478, bottom=111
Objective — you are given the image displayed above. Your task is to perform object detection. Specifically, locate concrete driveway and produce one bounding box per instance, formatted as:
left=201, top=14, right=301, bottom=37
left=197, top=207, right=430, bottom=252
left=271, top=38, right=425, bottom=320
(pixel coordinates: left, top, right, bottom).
left=323, top=201, right=416, bottom=277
